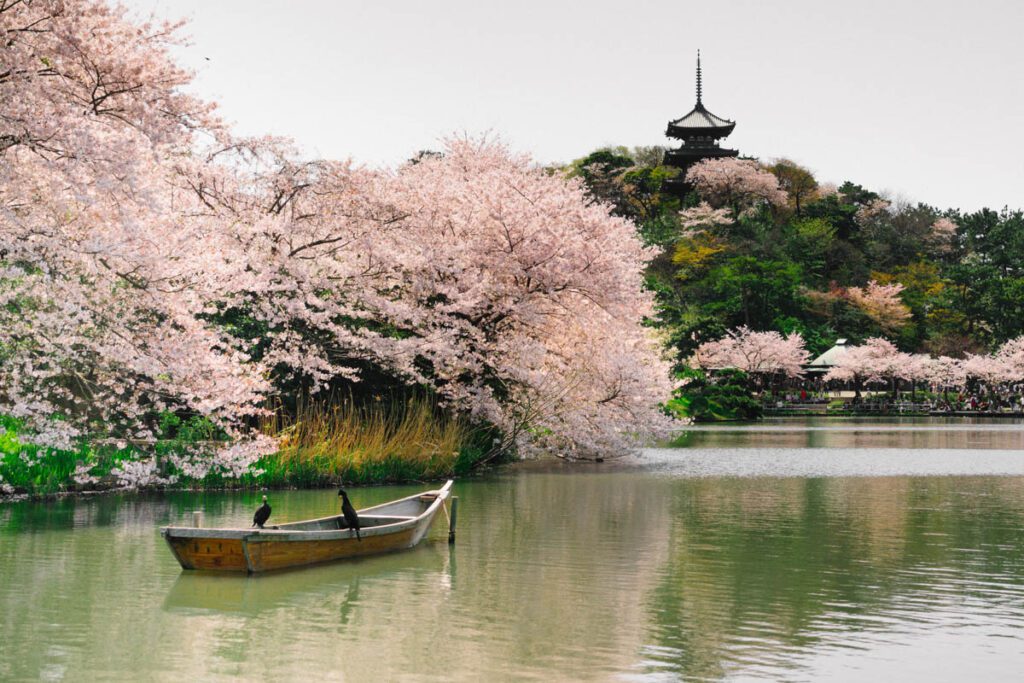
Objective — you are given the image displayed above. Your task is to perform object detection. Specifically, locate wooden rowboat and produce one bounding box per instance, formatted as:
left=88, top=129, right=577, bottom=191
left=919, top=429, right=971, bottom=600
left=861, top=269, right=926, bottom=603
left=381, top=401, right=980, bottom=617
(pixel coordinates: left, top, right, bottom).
left=161, top=480, right=454, bottom=573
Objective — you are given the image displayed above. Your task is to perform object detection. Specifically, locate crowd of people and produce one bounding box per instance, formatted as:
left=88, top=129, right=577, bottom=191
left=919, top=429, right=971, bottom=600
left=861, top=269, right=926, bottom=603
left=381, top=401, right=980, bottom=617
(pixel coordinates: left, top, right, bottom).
left=767, top=384, right=1024, bottom=415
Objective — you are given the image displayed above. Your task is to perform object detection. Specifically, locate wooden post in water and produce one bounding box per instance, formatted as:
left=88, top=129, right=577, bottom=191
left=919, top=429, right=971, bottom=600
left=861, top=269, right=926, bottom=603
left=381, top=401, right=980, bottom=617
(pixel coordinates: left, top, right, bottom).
left=448, top=497, right=459, bottom=544
left=192, top=511, right=203, bottom=528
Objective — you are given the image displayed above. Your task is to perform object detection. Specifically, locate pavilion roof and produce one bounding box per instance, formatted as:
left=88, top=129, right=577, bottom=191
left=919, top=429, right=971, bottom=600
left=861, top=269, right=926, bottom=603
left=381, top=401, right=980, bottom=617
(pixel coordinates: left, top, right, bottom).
left=807, top=339, right=850, bottom=370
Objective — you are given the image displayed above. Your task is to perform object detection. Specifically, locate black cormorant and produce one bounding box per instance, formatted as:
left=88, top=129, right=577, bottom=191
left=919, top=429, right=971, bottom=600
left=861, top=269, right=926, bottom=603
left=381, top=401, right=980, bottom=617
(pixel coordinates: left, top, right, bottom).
left=252, top=495, right=271, bottom=529
left=338, top=489, right=361, bottom=541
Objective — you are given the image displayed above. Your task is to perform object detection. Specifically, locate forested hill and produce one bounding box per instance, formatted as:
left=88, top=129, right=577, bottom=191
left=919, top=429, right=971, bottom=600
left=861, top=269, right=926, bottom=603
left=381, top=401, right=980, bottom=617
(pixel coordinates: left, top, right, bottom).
left=567, top=147, right=1024, bottom=361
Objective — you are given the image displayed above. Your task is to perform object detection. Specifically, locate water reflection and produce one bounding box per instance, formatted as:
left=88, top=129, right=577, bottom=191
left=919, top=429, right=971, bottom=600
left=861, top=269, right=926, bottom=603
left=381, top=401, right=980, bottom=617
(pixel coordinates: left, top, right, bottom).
left=672, top=416, right=1024, bottom=450
left=2, top=456, right=1024, bottom=680
left=163, top=547, right=450, bottom=616
left=636, top=476, right=1024, bottom=681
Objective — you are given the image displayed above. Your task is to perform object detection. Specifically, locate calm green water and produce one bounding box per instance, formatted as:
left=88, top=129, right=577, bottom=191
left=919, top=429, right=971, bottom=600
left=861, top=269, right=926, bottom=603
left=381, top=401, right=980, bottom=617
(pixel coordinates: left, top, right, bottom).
left=3, top=419, right=1024, bottom=681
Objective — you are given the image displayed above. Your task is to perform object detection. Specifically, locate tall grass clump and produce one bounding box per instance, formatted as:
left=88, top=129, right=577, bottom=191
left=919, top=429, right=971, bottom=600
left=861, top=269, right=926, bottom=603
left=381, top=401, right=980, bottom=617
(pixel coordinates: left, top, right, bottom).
left=255, top=394, right=493, bottom=487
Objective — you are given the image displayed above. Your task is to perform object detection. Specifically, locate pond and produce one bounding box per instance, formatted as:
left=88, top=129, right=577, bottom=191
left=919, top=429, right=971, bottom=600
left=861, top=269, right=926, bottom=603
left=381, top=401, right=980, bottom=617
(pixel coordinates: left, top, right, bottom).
left=2, top=418, right=1024, bottom=681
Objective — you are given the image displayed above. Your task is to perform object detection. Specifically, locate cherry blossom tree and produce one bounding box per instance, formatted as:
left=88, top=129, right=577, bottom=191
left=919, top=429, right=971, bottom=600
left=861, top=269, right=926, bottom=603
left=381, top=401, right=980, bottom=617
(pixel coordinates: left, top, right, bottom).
left=685, top=158, right=788, bottom=217
left=960, top=336, right=1024, bottom=385
left=692, top=327, right=810, bottom=381
left=893, top=353, right=933, bottom=383
left=890, top=352, right=938, bottom=399
left=992, top=336, right=1024, bottom=383
left=826, top=342, right=981, bottom=399
left=927, top=356, right=966, bottom=394
left=930, top=217, right=958, bottom=251
left=0, top=0, right=273, bottom=477
left=855, top=198, right=892, bottom=225
left=846, top=281, right=912, bottom=333
left=962, top=353, right=1006, bottom=384
left=824, top=337, right=902, bottom=386
left=678, top=202, right=733, bottom=238
left=215, top=138, right=677, bottom=458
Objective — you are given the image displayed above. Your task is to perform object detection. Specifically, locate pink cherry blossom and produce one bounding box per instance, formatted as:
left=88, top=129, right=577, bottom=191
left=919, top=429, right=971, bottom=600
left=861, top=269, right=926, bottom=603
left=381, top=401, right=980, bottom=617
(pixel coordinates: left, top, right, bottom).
left=816, top=182, right=839, bottom=198
left=1, top=0, right=270, bottom=468
left=962, top=336, right=1024, bottom=384
left=846, top=281, right=912, bottom=332
left=994, top=337, right=1024, bottom=382
left=692, top=327, right=810, bottom=378
left=962, top=354, right=1006, bottom=384
left=926, top=356, right=966, bottom=390
left=224, top=137, right=678, bottom=458
left=824, top=337, right=901, bottom=385
left=678, top=202, right=733, bottom=237
left=930, top=217, right=958, bottom=250
left=855, top=198, right=892, bottom=224
left=685, top=158, right=788, bottom=216
left=110, top=458, right=173, bottom=489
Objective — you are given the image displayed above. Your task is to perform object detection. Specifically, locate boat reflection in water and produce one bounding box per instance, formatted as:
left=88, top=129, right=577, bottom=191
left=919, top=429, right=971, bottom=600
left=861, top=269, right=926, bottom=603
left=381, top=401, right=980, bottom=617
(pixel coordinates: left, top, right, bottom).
left=162, top=543, right=455, bottom=616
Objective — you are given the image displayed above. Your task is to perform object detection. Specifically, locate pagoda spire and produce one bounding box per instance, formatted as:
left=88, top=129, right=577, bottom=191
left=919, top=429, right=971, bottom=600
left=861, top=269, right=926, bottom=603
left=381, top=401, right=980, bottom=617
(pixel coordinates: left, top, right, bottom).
left=696, top=50, right=702, bottom=105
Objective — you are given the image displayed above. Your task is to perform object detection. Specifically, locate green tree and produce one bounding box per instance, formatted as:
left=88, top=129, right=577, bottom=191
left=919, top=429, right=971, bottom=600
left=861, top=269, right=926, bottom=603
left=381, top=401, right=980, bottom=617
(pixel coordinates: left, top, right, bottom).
left=704, top=256, right=806, bottom=330
left=769, top=159, right=818, bottom=216
left=783, top=218, right=835, bottom=285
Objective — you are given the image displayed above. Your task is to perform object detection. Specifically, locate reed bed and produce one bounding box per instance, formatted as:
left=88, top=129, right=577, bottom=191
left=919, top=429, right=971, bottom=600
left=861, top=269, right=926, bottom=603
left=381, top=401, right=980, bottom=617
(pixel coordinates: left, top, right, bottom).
left=256, top=395, right=481, bottom=487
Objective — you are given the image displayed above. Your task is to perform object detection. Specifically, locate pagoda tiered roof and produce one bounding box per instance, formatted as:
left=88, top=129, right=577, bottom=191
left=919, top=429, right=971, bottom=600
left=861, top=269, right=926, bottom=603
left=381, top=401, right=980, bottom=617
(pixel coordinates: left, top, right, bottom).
left=666, top=102, right=735, bottom=138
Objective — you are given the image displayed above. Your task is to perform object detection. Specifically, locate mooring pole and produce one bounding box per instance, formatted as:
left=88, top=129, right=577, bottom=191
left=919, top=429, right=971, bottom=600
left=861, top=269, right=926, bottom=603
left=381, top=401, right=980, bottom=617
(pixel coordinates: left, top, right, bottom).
left=448, top=496, right=459, bottom=544
left=192, top=511, right=203, bottom=528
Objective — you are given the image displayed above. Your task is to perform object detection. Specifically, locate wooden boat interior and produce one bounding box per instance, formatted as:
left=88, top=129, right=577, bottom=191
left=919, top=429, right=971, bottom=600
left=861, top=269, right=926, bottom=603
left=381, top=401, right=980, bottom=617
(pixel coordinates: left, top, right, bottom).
left=259, top=490, right=445, bottom=532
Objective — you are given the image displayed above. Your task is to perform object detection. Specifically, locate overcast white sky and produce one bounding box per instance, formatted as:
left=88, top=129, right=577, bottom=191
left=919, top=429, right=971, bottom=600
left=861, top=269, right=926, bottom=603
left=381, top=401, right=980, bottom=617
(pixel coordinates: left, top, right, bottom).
left=124, top=0, right=1023, bottom=212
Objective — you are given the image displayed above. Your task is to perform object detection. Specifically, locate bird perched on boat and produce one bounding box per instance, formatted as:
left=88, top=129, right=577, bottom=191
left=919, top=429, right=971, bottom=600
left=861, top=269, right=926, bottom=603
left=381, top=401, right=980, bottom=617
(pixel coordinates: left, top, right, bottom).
left=252, top=495, right=271, bottom=529
left=338, top=489, right=361, bottom=541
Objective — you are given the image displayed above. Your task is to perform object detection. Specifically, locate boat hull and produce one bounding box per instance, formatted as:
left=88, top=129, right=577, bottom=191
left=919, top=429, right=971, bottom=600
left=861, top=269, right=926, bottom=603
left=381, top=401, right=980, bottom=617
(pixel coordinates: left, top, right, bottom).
left=161, top=481, right=452, bottom=573
left=166, top=536, right=248, bottom=572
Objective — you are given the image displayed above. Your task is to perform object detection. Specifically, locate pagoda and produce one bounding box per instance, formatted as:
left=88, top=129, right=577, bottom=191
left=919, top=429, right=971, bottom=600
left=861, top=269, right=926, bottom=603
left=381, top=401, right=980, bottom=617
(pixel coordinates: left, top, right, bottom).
left=663, top=51, right=738, bottom=191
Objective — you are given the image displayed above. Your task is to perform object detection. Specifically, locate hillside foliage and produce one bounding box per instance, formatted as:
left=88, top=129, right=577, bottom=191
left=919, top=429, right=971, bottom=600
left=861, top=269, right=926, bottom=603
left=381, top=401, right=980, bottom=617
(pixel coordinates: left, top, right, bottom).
left=568, top=147, right=1024, bottom=362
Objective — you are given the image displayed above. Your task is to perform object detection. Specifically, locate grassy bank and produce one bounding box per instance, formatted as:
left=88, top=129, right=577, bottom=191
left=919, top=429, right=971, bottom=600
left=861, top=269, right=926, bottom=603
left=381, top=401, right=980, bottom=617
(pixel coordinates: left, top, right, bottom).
left=0, top=415, right=92, bottom=494
left=0, top=397, right=506, bottom=498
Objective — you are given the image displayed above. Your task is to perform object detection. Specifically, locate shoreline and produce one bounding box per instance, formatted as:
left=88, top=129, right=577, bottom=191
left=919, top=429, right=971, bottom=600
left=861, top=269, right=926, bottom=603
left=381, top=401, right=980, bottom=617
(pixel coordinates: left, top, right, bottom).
left=0, top=470, right=490, bottom=505
left=7, top=415, right=1022, bottom=503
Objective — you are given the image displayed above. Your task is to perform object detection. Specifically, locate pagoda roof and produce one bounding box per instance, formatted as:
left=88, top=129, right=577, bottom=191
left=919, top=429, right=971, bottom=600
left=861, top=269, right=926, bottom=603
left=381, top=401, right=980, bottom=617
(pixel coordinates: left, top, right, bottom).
left=669, top=102, right=734, bottom=130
